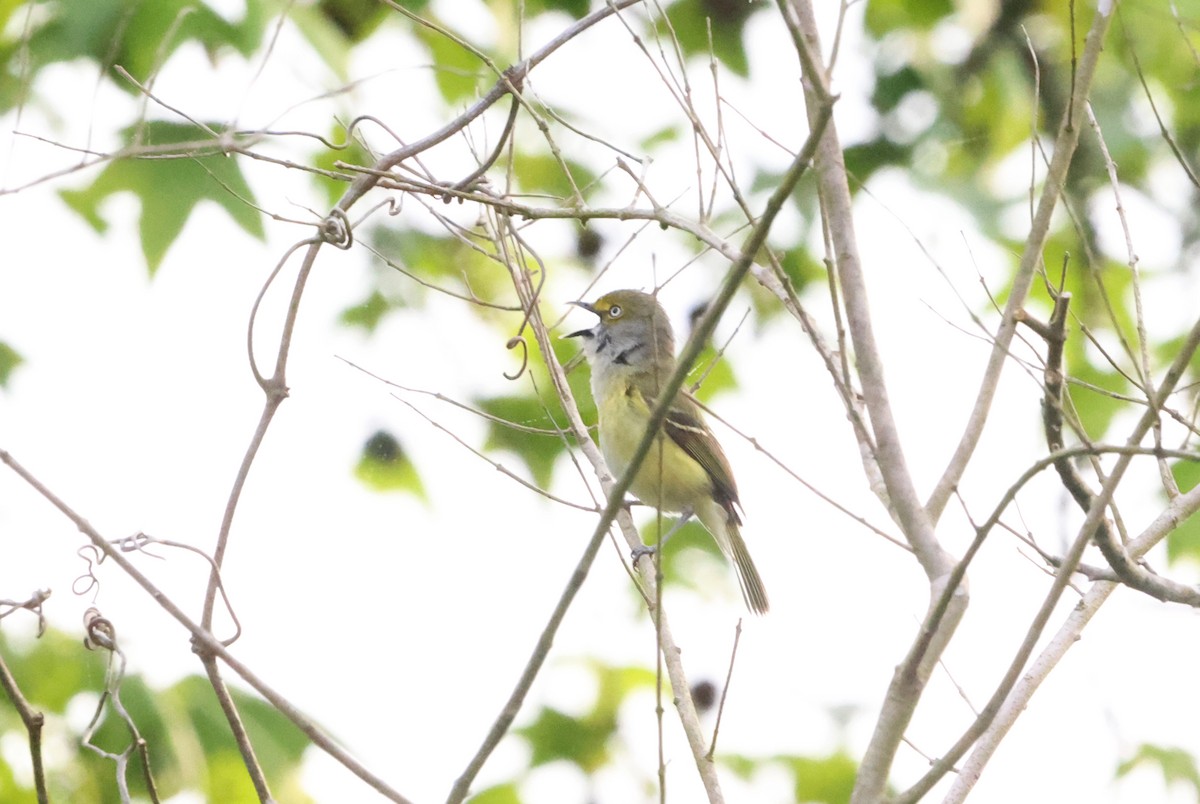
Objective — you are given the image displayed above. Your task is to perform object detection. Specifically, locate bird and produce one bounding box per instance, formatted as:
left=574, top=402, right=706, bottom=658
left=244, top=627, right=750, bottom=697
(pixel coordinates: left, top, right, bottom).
left=567, top=289, right=769, bottom=614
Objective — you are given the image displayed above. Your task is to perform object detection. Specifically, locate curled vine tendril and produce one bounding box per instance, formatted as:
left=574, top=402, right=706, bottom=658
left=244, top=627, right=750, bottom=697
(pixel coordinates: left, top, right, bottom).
left=83, top=607, right=117, bottom=652
left=73, top=545, right=104, bottom=600
left=0, top=589, right=51, bottom=636
left=504, top=336, right=529, bottom=380
left=320, top=208, right=353, bottom=250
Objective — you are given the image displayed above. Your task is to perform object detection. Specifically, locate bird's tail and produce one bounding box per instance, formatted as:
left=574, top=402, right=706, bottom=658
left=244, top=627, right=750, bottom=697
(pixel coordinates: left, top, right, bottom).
left=700, top=502, right=769, bottom=614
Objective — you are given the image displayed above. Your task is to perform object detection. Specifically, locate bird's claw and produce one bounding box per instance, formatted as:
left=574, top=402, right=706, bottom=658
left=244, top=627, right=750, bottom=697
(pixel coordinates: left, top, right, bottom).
left=631, top=544, right=657, bottom=564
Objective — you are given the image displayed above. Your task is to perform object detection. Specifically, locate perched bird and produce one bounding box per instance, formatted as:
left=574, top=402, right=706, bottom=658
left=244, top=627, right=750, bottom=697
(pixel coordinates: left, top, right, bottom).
left=568, top=289, right=769, bottom=614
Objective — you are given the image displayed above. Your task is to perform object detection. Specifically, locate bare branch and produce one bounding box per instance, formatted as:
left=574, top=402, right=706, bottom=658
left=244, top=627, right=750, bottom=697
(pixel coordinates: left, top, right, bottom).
left=926, top=0, right=1119, bottom=522
left=0, top=448, right=416, bottom=804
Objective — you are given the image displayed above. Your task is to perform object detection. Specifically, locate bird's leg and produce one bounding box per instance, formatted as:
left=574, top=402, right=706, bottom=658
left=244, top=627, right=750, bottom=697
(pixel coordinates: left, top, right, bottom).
left=631, top=507, right=694, bottom=564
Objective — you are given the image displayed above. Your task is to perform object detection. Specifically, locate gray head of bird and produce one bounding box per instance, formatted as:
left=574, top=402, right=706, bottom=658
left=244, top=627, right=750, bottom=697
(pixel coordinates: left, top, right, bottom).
left=566, top=289, right=676, bottom=369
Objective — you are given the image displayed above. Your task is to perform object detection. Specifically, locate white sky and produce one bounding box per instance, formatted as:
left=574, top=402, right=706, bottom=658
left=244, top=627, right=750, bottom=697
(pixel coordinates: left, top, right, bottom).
left=2, top=2, right=1199, bottom=803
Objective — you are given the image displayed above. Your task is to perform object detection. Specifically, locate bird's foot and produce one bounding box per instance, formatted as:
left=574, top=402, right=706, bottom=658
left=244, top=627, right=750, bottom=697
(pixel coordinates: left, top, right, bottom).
left=631, top=508, right=695, bottom=564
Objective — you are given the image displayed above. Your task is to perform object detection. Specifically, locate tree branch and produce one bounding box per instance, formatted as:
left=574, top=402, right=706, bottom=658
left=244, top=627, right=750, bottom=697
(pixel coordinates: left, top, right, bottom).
left=926, top=0, right=1117, bottom=522
left=0, top=448, right=416, bottom=804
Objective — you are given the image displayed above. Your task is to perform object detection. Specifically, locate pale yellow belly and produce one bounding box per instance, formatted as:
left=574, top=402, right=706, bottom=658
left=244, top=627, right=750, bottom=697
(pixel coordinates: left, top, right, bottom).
left=599, top=392, right=711, bottom=513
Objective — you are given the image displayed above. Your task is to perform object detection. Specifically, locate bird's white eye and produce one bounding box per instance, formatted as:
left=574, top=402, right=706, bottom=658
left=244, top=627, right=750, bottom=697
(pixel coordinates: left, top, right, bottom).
left=608, top=305, right=622, bottom=318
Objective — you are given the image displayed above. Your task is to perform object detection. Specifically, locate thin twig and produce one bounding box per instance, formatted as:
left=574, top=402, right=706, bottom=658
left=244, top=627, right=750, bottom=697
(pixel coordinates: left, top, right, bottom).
left=0, top=634, right=48, bottom=803
left=0, top=448, right=415, bottom=804
left=706, top=620, right=743, bottom=759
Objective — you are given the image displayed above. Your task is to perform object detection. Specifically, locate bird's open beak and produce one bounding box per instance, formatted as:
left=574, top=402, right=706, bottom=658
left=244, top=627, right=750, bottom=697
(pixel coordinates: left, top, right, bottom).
left=566, top=300, right=598, bottom=339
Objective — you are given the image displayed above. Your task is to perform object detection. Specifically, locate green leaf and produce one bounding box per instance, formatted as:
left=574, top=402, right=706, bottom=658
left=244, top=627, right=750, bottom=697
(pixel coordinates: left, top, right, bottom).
left=1117, top=744, right=1200, bottom=792
left=415, top=22, right=485, bottom=104
left=639, top=518, right=724, bottom=601
left=1064, top=358, right=1126, bottom=442
left=865, top=0, right=953, bottom=35
left=85, top=675, right=179, bottom=796
left=522, top=0, right=589, bottom=19
left=788, top=752, right=859, bottom=804
left=639, top=124, right=681, bottom=151
left=167, top=676, right=314, bottom=801
left=204, top=750, right=267, bottom=804
left=59, top=121, right=264, bottom=274
left=312, top=125, right=374, bottom=205
left=468, top=783, right=522, bottom=804
left=1, top=0, right=267, bottom=112
left=0, top=550, right=316, bottom=790
left=842, top=139, right=912, bottom=184
left=510, top=152, right=599, bottom=202
left=1167, top=460, right=1200, bottom=565
left=660, top=0, right=763, bottom=78
left=370, top=227, right=510, bottom=302
left=0, top=630, right=107, bottom=713
left=340, top=290, right=394, bottom=333
left=229, top=690, right=313, bottom=775
left=687, top=343, right=738, bottom=402
left=287, top=2, right=355, bottom=78
left=516, top=663, right=652, bottom=773
left=317, top=0, right=394, bottom=43
left=0, top=340, right=23, bottom=388
left=477, top=395, right=565, bottom=488
left=519, top=706, right=613, bottom=771
left=777, top=246, right=823, bottom=295
left=355, top=430, right=427, bottom=499
left=872, top=65, right=926, bottom=113
left=0, top=758, right=27, bottom=804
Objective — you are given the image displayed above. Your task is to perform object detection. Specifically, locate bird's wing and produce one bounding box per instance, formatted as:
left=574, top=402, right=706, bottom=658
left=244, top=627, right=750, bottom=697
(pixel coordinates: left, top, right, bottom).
left=661, top=400, right=742, bottom=521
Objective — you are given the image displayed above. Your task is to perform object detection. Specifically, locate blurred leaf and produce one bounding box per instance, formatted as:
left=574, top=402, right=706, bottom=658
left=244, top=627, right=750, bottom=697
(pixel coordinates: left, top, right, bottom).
left=591, top=661, right=655, bottom=710
left=416, top=22, right=484, bottom=104
left=517, top=663, right=652, bottom=774
left=1064, top=360, right=1125, bottom=442
left=86, top=675, right=180, bottom=797
left=865, top=0, right=953, bottom=34
left=475, top=326, right=597, bottom=489
left=1117, top=743, right=1200, bottom=792
left=204, top=750, right=266, bottom=804
left=639, top=124, right=681, bottom=151
left=374, top=229, right=461, bottom=278
left=842, top=139, right=912, bottom=184
left=170, top=676, right=314, bottom=801
left=0, top=759, right=25, bottom=804
left=955, top=49, right=1035, bottom=163
left=356, top=430, right=427, bottom=499
left=340, top=290, right=394, bottom=333
left=312, top=125, right=375, bottom=205
left=687, top=343, right=738, bottom=402
left=371, top=227, right=510, bottom=302
left=639, top=517, right=724, bottom=602
left=317, top=0, right=397, bottom=42
left=0, top=0, right=266, bottom=112
left=59, top=121, right=264, bottom=274
left=511, top=152, right=598, bottom=201
left=477, top=394, right=565, bottom=488
left=0, top=340, right=23, bottom=388
left=519, top=706, right=613, bottom=771
left=660, top=0, right=764, bottom=77
left=287, top=2, right=354, bottom=77
left=777, top=246, right=823, bottom=295
left=722, top=750, right=858, bottom=802
left=468, top=783, right=522, bottom=804
left=0, top=630, right=312, bottom=802
left=1167, top=460, right=1200, bottom=565
left=872, top=65, right=925, bottom=113
left=522, top=0, right=589, bottom=18
left=0, top=630, right=106, bottom=714
left=788, top=752, right=859, bottom=804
